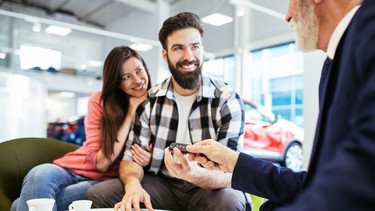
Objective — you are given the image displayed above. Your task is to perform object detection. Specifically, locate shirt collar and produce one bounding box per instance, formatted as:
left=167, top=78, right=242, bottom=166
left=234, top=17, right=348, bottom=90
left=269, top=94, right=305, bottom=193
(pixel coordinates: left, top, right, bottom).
left=327, top=5, right=360, bottom=59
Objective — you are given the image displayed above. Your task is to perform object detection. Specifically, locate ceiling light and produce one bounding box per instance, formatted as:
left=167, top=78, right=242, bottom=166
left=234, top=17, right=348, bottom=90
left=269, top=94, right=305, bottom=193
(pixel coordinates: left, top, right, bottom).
left=202, top=13, right=233, bottom=26
left=45, top=25, right=71, bottom=36
left=32, top=22, right=41, bottom=32
left=0, top=52, right=6, bottom=59
left=80, top=64, right=87, bottom=70
left=236, top=5, right=245, bottom=16
left=58, top=92, right=75, bottom=98
left=130, top=43, right=153, bottom=52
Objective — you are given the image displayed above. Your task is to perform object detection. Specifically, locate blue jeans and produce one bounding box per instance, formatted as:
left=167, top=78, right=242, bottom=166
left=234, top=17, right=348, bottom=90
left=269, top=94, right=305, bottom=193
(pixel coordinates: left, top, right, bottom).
left=11, top=163, right=98, bottom=211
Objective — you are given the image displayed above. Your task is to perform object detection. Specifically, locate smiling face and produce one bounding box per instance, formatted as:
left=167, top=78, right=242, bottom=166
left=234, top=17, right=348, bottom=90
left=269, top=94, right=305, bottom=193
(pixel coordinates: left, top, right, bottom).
left=162, top=27, right=204, bottom=90
left=119, top=56, right=149, bottom=97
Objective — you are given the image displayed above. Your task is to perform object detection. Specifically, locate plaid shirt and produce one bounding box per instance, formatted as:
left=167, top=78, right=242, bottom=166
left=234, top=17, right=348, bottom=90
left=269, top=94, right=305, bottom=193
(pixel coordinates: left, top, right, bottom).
left=123, top=72, right=245, bottom=174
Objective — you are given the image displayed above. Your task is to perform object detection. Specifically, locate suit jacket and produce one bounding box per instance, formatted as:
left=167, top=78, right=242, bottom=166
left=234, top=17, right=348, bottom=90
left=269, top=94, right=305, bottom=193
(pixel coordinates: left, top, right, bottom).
left=232, top=1, right=375, bottom=210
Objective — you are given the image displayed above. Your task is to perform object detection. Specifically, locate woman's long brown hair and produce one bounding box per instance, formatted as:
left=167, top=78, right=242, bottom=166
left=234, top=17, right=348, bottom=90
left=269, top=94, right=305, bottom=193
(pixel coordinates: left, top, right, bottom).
left=100, top=46, right=152, bottom=158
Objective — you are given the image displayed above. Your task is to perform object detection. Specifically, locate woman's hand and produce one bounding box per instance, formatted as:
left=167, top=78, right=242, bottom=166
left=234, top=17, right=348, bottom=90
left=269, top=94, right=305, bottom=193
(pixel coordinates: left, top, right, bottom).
left=131, top=144, right=152, bottom=167
left=128, top=93, right=148, bottom=116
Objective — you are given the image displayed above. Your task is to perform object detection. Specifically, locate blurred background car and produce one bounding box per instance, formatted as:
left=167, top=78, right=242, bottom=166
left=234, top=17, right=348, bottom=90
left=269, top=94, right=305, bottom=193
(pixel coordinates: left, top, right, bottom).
left=241, top=100, right=304, bottom=171
left=47, top=116, right=86, bottom=146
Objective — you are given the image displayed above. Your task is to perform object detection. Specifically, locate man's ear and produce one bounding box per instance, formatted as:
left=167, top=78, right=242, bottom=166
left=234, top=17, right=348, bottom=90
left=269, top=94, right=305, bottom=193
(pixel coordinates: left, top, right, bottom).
left=162, top=49, right=168, bottom=62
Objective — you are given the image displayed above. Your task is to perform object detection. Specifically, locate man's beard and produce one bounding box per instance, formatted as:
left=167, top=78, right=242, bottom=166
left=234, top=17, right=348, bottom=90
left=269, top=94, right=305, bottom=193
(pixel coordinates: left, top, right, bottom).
left=290, top=0, right=319, bottom=51
left=167, top=57, right=202, bottom=90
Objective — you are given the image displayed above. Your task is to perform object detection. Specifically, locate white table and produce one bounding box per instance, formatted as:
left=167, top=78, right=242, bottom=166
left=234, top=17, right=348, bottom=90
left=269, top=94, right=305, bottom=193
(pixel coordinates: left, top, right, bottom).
left=91, top=209, right=170, bottom=211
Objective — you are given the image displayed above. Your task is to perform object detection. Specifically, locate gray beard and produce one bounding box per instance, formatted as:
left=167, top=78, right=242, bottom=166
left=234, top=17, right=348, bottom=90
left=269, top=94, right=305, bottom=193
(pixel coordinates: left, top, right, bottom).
left=294, top=2, right=319, bottom=51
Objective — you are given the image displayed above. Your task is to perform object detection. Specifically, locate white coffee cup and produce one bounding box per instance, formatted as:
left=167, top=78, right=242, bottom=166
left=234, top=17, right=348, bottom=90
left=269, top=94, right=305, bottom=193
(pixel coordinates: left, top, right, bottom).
left=68, top=200, right=92, bottom=211
left=26, top=198, right=55, bottom=211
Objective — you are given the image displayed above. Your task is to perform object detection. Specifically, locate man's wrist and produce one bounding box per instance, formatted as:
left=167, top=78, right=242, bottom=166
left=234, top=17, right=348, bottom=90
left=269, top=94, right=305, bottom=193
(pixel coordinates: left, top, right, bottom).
left=124, top=177, right=141, bottom=190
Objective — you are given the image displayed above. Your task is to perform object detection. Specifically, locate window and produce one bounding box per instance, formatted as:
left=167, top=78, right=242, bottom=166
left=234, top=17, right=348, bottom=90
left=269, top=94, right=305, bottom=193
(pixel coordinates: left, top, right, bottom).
left=204, top=55, right=236, bottom=89
left=270, top=75, right=303, bottom=126
left=204, top=42, right=304, bottom=127
left=272, top=91, right=291, bottom=106
left=19, top=45, right=62, bottom=70
left=247, top=43, right=304, bottom=127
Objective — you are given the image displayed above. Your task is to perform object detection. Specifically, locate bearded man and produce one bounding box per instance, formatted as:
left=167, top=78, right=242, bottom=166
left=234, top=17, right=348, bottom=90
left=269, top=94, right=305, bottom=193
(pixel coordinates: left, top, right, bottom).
left=86, top=12, right=247, bottom=211
left=187, top=0, right=375, bottom=210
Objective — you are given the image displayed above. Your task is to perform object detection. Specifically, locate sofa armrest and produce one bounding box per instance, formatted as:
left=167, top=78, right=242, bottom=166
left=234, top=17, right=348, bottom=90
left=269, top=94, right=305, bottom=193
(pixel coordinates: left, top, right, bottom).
left=0, top=138, right=79, bottom=211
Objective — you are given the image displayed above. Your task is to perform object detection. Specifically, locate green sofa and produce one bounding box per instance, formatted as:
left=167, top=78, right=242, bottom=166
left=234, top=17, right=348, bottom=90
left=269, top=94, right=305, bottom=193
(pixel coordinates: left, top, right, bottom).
left=0, top=137, right=78, bottom=211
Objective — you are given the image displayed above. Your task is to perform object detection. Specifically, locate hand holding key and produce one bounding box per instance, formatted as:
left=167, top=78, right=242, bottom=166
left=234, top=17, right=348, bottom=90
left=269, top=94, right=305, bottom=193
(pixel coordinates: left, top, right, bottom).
left=169, top=143, right=209, bottom=166
left=186, top=139, right=240, bottom=173
left=169, top=142, right=189, bottom=154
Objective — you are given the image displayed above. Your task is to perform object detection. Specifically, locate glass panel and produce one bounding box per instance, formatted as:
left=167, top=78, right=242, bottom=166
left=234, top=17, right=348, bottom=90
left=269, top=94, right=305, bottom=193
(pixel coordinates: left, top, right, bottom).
left=272, top=109, right=291, bottom=121
left=295, top=108, right=304, bottom=127
left=272, top=92, right=291, bottom=106
left=224, top=55, right=236, bottom=89
left=204, top=58, right=225, bottom=78
left=295, top=90, right=303, bottom=105
left=19, top=45, right=62, bottom=70
left=247, top=43, right=304, bottom=128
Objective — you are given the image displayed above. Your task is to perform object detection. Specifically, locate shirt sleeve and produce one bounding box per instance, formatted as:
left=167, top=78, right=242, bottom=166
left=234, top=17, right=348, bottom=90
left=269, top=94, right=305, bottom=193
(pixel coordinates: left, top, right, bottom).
left=217, top=91, right=245, bottom=151
left=83, top=92, right=103, bottom=166
left=123, top=99, right=152, bottom=160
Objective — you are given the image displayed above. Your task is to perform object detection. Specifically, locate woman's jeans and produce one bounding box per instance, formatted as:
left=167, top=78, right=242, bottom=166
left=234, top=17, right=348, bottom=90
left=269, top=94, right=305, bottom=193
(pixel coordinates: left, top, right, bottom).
left=11, top=163, right=98, bottom=211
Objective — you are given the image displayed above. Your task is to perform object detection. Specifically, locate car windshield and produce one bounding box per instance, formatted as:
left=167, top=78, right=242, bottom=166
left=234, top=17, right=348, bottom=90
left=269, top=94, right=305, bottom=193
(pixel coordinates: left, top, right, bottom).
left=244, top=102, right=276, bottom=123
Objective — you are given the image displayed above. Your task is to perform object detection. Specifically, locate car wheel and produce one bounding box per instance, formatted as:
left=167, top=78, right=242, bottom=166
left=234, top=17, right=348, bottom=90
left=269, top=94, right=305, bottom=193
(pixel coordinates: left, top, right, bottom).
left=283, top=142, right=303, bottom=171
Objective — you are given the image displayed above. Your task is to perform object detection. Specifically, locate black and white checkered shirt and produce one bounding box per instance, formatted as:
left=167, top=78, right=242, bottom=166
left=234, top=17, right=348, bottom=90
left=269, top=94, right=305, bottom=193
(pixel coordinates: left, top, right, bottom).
left=123, top=72, right=245, bottom=174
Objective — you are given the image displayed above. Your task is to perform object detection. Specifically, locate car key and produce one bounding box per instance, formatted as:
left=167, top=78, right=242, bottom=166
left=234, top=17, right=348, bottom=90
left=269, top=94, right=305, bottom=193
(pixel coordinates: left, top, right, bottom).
left=169, top=143, right=208, bottom=158
left=169, top=142, right=188, bottom=154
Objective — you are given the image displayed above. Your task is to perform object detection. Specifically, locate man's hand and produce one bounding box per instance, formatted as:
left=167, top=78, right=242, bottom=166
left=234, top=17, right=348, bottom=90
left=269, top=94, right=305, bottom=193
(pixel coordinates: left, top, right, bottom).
left=114, top=179, right=153, bottom=211
left=166, top=143, right=233, bottom=189
left=186, top=139, right=240, bottom=173
left=164, top=147, right=200, bottom=181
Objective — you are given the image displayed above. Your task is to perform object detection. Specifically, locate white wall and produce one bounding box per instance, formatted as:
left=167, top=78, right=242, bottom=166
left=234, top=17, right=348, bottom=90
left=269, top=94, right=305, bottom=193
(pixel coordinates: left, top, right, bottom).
left=0, top=72, right=47, bottom=142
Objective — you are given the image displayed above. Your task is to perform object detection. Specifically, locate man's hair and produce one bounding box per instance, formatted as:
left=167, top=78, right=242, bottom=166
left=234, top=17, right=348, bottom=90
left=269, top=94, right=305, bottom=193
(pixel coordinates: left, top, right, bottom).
left=158, top=12, right=204, bottom=50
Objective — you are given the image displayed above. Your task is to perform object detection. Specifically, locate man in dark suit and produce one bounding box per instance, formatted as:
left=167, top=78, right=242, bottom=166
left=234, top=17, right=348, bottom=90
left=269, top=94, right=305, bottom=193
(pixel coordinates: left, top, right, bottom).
left=187, top=0, right=375, bottom=210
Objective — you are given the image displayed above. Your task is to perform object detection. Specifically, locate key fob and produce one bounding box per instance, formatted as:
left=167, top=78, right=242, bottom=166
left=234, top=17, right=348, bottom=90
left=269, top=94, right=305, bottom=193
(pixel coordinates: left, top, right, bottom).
left=169, top=142, right=188, bottom=154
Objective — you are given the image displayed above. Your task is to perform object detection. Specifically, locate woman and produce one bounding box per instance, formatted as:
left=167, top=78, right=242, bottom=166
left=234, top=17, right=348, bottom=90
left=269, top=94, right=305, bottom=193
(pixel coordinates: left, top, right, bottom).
left=11, top=46, right=153, bottom=211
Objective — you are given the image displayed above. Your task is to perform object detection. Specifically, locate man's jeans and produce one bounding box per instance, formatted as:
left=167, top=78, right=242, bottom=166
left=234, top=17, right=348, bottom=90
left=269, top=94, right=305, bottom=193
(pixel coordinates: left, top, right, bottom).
left=87, top=172, right=246, bottom=211
left=11, top=163, right=97, bottom=211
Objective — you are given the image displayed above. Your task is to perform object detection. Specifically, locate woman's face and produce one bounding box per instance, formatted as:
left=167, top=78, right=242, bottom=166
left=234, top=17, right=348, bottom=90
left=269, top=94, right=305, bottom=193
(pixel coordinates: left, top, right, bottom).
left=119, top=57, right=149, bottom=97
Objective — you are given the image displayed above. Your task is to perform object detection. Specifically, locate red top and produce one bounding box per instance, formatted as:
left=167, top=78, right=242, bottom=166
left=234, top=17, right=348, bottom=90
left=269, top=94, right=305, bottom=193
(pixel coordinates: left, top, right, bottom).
left=54, top=92, right=122, bottom=181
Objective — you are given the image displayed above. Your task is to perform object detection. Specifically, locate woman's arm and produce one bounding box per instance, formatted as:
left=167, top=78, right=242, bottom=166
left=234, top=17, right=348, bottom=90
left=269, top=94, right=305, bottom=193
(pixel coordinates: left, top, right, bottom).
left=95, top=93, right=150, bottom=172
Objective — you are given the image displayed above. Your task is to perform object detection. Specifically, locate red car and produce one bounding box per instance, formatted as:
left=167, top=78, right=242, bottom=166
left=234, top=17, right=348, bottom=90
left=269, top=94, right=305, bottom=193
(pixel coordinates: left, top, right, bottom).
left=241, top=100, right=304, bottom=171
